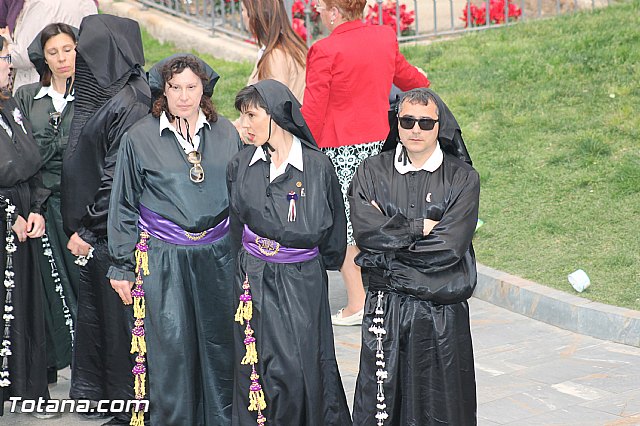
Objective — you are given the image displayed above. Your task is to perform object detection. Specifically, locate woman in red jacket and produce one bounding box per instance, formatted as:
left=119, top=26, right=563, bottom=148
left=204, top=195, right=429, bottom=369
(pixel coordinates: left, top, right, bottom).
left=301, top=0, right=429, bottom=326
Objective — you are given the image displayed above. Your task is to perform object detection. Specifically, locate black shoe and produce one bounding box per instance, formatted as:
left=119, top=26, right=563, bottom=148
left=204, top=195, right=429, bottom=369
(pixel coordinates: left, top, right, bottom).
left=78, top=411, right=111, bottom=420
left=101, top=416, right=130, bottom=425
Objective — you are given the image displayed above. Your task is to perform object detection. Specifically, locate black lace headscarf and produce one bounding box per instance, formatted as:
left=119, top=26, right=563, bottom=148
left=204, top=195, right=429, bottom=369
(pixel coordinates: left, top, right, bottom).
left=67, top=14, right=146, bottom=153
left=383, top=88, right=472, bottom=166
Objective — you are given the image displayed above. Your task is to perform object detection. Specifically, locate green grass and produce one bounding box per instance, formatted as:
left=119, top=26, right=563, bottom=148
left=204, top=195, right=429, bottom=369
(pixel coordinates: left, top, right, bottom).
left=401, top=0, right=640, bottom=309
left=139, top=1, right=640, bottom=309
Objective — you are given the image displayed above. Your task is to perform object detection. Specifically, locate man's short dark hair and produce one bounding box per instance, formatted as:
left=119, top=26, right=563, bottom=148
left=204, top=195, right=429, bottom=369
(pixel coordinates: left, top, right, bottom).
left=398, top=88, right=439, bottom=116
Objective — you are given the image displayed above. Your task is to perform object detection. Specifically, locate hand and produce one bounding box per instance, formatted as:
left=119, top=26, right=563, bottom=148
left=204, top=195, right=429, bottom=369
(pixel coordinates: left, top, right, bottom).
left=11, top=215, right=28, bottom=242
left=67, top=232, right=92, bottom=256
left=232, top=118, right=248, bottom=144
left=110, top=279, right=134, bottom=305
left=423, top=219, right=439, bottom=236
left=416, top=66, right=428, bottom=79
left=26, top=212, right=45, bottom=238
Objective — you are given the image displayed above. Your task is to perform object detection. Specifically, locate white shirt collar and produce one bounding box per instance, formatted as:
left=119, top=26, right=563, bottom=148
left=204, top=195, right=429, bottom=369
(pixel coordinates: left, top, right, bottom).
left=394, top=142, right=443, bottom=174
left=34, top=85, right=74, bottom=113
left=249, top=136, right=304, bottom=181
left=159, top=110, right=210, bottom=152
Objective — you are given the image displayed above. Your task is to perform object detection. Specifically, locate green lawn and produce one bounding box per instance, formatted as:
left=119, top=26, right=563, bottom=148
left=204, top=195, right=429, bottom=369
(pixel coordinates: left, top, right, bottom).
left=140, top=0, right=640, bottom=309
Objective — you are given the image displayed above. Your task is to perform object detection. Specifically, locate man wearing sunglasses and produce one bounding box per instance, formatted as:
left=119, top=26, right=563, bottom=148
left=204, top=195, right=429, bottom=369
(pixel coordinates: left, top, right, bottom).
left=348, top=88, right=479, bottom=425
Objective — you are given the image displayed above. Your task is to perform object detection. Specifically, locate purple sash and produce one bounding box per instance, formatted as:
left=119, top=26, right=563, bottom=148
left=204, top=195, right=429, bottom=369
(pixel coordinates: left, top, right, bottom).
left=138, top=204, right=229, bottom=246
left=242, top=225, right=319, bottom=264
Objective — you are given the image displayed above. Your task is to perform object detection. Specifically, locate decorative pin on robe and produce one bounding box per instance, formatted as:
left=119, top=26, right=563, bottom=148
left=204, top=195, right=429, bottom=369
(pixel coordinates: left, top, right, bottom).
left=287, top=191, right=299, bottom=222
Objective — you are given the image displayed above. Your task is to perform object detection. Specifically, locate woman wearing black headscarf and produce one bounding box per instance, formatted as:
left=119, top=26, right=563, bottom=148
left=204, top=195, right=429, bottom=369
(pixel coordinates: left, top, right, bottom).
left=227, top=79, right=351, bottom=426
left=108, top=54, right=241, bottom=426
left=0, top=34, right=51, bottom=417
left=14, top=22, right=78, bottom=382
left=349, top=88, right=478, bottom=425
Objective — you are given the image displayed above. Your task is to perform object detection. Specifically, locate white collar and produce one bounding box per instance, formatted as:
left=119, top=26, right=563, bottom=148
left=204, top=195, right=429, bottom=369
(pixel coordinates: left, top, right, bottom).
left=249, top=135, right=304, bottom=172
left=394, top=142, right=443, bottom=174
left=159, top=110, right=210, bottom=136
left=34, top=85, right=74, bottom=113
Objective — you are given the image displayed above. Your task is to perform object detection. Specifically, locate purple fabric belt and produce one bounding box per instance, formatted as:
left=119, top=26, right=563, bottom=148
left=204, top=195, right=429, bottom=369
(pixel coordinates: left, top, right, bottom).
left=242, top=225, right=319, bottom=263
left=138, top=204, right=229, bottom=246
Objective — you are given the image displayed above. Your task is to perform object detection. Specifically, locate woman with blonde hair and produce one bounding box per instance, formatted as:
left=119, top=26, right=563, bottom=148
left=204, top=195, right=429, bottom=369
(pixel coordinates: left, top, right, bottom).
left=241, top=0, right=307, bottom=102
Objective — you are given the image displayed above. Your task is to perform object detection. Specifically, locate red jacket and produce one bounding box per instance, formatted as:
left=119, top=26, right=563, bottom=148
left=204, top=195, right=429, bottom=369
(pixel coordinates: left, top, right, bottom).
left=301, top=20, right=430, bottom=148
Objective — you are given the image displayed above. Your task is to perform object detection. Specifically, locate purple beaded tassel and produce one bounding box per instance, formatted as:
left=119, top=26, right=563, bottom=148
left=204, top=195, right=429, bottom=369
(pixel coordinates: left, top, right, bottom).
left=130, top=232, right=150, bottom=426
left=369, top=291, right=388, bottom=425
left=235, top=274, right=267, bottom=425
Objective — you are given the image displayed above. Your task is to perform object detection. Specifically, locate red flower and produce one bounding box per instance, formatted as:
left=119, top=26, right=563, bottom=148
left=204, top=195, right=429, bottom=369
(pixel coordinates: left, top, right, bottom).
left=364, top=1, right=415, bottom=35
left=461, top=0, right=521, bottom=27
left=292, top=17, right=307, bottom=41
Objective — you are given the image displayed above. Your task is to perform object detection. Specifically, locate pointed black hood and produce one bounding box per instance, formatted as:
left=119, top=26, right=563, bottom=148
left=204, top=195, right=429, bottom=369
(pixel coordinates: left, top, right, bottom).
left=383, top=88, right=472, bottom=165
left=252, top=79, right=318, bottom=150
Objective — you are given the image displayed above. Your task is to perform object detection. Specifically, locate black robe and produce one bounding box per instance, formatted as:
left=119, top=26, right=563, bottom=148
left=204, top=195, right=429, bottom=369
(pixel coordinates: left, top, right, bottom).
left=227, top=142, right=352, bottom=426
left=60, top=15, right=151, bottom=417
left=0, top=96, right=50, bottom=411
left=108, top=113, right=242, bottom=426
left=15, top=82, right=77, bottom=375
left=349, top=148, right=479, bottom=425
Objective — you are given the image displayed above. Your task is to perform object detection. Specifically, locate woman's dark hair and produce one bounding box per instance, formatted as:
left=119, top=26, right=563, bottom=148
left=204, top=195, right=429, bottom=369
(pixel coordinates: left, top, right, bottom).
left=151, top=55, right=218, bottom=123
left=242, top=0, right=307, bottom=80
left=40, top=22, right=77, bottom=87
left=234, top=85, right=269, bottom=114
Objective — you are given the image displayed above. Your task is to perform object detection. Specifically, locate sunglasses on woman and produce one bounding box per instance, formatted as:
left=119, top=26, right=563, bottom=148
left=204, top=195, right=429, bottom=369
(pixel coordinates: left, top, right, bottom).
left=398, top=115, right=439, bottom=131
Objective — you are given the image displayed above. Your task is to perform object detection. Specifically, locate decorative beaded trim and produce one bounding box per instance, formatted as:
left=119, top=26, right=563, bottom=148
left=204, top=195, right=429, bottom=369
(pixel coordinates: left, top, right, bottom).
left=41, top=234, right=75, bottom=345
left=235, top=274, right=267, bottom=425
left=130, top=231, right=150, bottom=426
left=1, top=197, right=16, bottom=387
left=369, top=291, right=388, bottom=425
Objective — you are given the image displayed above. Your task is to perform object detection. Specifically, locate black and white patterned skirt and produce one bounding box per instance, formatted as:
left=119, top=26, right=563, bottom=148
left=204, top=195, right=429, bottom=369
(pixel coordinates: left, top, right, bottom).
left=322, top=141, right=384, bottom=246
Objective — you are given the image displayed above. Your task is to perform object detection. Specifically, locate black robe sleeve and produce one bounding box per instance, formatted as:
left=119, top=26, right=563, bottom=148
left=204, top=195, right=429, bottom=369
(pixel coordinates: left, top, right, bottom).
left=76, top=101, right=149, bottom=244
left=226, top=157, right=243, bottom=260
left=106, top=132, right=143, bottom=282
left=395, top=169, right=480, bottom=273
left=319, top=164, right=347, bottom=270
left=26, top=170, right=49, bottom=214
left=348, top=159, right=424, bottom=254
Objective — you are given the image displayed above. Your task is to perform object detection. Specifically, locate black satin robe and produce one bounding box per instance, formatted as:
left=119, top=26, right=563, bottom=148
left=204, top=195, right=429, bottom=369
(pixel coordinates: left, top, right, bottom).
left=349, top=149, right=479, bottom=425
left=108, top=114, right=242, bottom=425
left=0, top=96, right=50, bottom=410
left=227, top=143, right=352, bottom=426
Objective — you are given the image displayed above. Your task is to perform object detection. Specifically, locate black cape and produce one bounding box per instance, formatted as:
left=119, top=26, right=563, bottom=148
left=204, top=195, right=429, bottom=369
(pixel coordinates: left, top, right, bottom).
left=227, top=80, right=351, bottom=425
left=349, top=92, right=479, bottom=425
left=0, top=95, right=50, bottom=408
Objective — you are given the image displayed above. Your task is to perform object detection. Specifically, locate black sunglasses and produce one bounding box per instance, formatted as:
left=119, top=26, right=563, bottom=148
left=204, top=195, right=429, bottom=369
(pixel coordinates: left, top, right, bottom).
left=398, top=115, right=439, bottom=131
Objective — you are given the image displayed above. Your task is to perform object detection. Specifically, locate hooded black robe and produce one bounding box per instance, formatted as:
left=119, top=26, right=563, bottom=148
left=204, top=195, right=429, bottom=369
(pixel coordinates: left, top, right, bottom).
left=107, top=54, right=241, bottom=426
left=350, top=89, right=478, bottom=425
left=60, top=15, right=151, bottom=419
left=0, top=95, right=50, bottom=412
left=227, top=80, right=352, bottom=426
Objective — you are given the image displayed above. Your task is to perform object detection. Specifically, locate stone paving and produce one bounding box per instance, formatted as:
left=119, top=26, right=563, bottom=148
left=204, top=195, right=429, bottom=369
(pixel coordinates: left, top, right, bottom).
left=3, top=271, right=640, bottom=424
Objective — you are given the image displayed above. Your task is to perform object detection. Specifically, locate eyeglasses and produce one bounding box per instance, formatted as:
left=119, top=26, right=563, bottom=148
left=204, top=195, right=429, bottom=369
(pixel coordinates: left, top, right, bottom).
left=49, top=111, right=61, bottom=135
left=0, top=54, right=11, bottom=65
left=187, top=150, right=205, bottom=183
left=398, top=115, right=439, bottom=131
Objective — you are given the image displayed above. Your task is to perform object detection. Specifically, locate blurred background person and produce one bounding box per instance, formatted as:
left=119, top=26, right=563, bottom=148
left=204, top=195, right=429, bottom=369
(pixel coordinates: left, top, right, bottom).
left=61, top=14, right=151, bottom=424
left=14, top=22, right=78, bottom=387
left=0, top=0, right=96, bottom=92
left=241, top=0, right=307, bottom=102
left=108, top=54, right=241, bottom=425
left=301, top=0, right=430, bottom=326
left=0, top=34, right=53, bottom=419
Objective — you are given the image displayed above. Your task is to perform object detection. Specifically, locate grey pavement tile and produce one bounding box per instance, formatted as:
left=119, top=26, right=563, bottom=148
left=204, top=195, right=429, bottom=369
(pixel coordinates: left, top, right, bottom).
left=511, top=357, right=615, bottom=385
left=475, top=373, right=543, bottom=404
left=570, top=365, right=640, bottom=394
left=504, top=405, right=631, bottom=426
left=579, top=389, right=640, bottom=417
left=551, top=381, right=617, bottom=402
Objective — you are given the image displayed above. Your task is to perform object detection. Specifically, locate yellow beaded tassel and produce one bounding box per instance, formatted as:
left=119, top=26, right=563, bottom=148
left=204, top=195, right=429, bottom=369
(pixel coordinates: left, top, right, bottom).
left=236, top=274, right=267, bottom=424
left=130, top=232, right=150, bottom=426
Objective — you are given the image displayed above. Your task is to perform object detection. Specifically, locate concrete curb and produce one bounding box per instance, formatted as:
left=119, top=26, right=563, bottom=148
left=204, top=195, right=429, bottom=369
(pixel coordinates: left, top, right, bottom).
left=474, top=263, right=640, bottom=347
left=99, top=0, right=256, bottom=62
